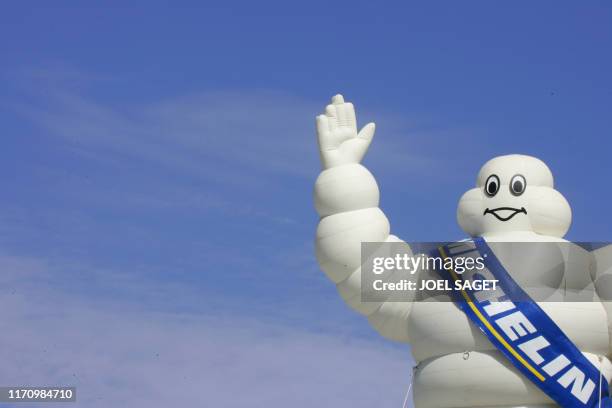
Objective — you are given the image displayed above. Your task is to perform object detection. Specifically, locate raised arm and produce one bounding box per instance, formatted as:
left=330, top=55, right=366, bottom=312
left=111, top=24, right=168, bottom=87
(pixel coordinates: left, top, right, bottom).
left=314, top=94, right=413, bottom=342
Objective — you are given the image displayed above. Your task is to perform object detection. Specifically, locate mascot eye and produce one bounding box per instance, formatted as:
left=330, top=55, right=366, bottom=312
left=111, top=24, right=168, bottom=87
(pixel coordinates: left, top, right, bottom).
left=485, top=175, right=500, bottom=197
left=510, top=174, right=526, bottom=196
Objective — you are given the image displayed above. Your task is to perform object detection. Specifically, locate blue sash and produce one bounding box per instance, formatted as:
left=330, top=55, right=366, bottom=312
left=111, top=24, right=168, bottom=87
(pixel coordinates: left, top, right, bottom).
left=435, top=237, right=611, bottom=408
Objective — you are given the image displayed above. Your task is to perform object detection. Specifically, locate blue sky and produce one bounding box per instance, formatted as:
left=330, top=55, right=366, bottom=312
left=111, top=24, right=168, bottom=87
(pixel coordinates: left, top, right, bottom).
left=1, top=2, right=611, bottom=407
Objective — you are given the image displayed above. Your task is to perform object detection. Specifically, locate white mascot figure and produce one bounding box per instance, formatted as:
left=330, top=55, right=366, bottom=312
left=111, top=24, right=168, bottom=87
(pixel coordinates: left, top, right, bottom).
left=314, top=94, right=612, bottom=408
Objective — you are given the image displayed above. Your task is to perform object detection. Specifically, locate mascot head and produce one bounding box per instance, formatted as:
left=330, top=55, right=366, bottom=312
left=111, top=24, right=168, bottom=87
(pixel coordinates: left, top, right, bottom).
left=457, top=154, right=572, bottom=238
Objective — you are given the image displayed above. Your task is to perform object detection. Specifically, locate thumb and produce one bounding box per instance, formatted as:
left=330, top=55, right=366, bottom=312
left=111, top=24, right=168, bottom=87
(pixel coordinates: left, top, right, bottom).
left=358, top=122, right=376, bottom=143
left=349, top=122, right=376, bottom=163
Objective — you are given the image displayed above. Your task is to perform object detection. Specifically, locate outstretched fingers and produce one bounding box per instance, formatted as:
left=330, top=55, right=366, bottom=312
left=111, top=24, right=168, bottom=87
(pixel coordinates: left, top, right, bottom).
left=316, top=114, right=331, bottom=149
left=325, top=103, right=338, bottom=130
left=316, top=94, right=372, bottom=167
left=331, top=94, right=345, bottom=104
left=316, top=114, right=329, bottom=135
left=327, top=94, right=357, bottom=131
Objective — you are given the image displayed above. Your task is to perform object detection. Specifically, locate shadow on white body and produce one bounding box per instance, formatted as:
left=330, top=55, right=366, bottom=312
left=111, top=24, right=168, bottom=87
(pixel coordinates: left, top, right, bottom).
left=313, top=94, right=612, bottom=408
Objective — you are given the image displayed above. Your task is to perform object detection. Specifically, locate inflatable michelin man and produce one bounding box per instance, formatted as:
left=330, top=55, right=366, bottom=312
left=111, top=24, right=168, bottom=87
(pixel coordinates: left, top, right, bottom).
left=314, top=94, right=612, bottom=408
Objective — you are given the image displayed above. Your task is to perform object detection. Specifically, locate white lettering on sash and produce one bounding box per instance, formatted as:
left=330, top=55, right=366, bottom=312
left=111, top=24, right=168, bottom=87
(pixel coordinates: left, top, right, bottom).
left=482, top=301, right=515, bottom=317
left=495, top=311, right=537, bottom=341
left=448, top=241, right=597, bottom=404
left=542, top=354, right=571, bottom=376
left=518, top=335, right=550, bottom=365
left=558, top=366, right=596, bottom=404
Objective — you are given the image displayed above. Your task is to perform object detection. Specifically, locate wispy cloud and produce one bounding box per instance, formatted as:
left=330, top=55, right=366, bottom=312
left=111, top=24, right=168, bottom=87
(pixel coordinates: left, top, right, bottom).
left=0, top=254, right=413, bottom=408
left=1, top=67, right=451, bottom=407
left=17, top=86, right=321, bottom=183
left=12, top=66, right=454, bottom=184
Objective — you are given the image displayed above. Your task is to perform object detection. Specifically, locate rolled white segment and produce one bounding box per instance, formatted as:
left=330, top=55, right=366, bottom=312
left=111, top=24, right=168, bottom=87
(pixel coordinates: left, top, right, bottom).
left=314, top=163, right=379, bottom=217
left=413, top=350, right=611, bottom=408
left=367, top=300, right=412, bottom=342
left=336, top=234, right=409, bottom=315
left=316, top=208, right=389, bottom=283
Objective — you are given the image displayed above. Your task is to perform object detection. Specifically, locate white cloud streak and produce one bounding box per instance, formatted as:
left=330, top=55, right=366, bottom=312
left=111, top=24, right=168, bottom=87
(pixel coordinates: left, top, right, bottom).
left=0, top=254, right=413, bottom=408
left=14, top=70, right=450, bottom=185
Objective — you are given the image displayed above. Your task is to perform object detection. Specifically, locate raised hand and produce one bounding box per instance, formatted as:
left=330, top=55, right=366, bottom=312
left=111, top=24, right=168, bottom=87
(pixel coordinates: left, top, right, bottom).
left=316, top=94, right=376, bottom=169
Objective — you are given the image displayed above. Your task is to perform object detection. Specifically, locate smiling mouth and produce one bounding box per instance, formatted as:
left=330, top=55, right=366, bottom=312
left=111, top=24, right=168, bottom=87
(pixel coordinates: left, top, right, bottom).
left=483, top=207, right=527, bottom=221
